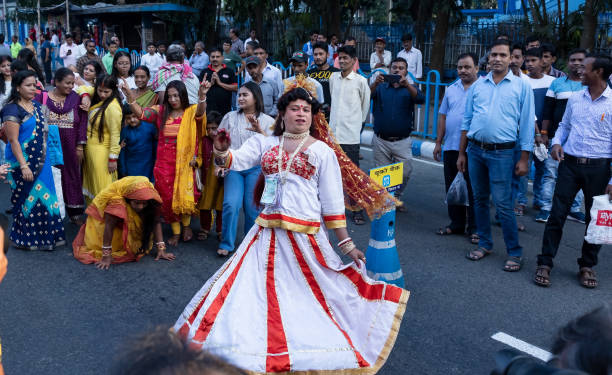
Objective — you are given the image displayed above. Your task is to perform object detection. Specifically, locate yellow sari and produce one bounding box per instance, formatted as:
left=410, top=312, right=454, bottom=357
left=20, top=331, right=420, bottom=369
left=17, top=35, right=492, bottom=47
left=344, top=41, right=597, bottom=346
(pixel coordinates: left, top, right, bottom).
left=73, top=176, right=162, bottom=264
left=170, top=104, right=204, bottom=216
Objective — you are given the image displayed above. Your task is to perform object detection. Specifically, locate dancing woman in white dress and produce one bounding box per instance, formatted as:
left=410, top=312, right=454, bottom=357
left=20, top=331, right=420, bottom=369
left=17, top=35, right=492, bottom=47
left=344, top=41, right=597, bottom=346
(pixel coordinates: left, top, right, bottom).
left=174, top=87, right=409, bottom=374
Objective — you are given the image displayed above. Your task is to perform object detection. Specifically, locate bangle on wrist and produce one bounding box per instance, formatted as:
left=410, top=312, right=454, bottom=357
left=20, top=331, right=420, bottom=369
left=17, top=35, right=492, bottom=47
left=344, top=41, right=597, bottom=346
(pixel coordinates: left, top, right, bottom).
left=109, top=158, right=117, bottom=163
left=20, top=164, right=28, bottom=169
left=540, top=130, right=548, bottom=135
left=199, top=97, right=207, bottom=103
left=535, top=133, right=541, bottom=137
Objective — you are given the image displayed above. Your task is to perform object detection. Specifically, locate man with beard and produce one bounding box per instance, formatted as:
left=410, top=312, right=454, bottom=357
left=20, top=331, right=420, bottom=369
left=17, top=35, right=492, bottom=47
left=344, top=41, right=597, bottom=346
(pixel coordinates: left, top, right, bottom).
left=307, top=42, right=339, bottom=118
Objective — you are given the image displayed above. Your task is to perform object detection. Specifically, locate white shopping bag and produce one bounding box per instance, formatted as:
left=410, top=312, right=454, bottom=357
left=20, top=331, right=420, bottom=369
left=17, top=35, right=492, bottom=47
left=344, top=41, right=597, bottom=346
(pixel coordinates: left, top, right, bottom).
left=584, top=194, right=612, bottom=245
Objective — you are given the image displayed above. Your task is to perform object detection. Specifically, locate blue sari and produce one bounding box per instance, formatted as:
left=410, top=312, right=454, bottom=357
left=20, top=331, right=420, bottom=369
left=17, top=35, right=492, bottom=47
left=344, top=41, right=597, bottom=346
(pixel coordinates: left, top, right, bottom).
left=1, top=102, right=65, bottom=250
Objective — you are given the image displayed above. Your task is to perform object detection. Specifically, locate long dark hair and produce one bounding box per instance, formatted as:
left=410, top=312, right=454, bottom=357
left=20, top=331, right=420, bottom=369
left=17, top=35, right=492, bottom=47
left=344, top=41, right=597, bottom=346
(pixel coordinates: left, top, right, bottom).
left=127, top=198, right=161, bottom=254
left=271, top=88, right=321, bottom=136
left=7, top=70, right=37, bottom=105
left=83, top=60, right=104, bottom=81
left=91, top=74, right=121, bottom=142
left=0, top=55, right=12, bottom=96
left=111, top=51, right=133, bottom=78
left=161, top=80, right=189, bottom=131
left=17, top=48, right=45, bottom=85
left=238, top=81, right=264, bottom=117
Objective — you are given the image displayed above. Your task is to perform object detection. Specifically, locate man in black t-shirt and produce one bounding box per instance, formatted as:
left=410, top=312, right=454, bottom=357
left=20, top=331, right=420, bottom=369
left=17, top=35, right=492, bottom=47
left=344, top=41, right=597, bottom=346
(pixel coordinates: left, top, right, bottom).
left=307, top=42, right=339, bottom=117
left=200, top=47, right=238, bottom=116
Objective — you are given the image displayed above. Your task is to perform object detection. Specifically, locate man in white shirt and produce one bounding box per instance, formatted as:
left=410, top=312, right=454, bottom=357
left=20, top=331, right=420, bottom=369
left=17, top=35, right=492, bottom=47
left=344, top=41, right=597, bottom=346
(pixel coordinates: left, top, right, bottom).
left=74, top=32, right=94, bottom=60
left=141, top=42, right=164, bottom=78
left=59, top=34, right=78, bottom=68
left=245, top=44, right=284, bottom=95
left=329, top=45, right=370, bottom=225
left=369, top=37, right=392, bottom=83
left=243, top=29, right=259, bottom=49
left=397, top=33, right=422, bottom=82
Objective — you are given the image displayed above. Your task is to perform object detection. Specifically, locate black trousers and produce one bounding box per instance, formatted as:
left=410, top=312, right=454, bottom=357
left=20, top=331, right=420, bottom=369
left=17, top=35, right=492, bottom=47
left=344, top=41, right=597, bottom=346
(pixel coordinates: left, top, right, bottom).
left=443, top=151, right=476, bottom=234
left=538, top=156, right=611, bottom=269
left=43, top=59, right=52, bottom=85
left=340, top=144, right=360, bottom=167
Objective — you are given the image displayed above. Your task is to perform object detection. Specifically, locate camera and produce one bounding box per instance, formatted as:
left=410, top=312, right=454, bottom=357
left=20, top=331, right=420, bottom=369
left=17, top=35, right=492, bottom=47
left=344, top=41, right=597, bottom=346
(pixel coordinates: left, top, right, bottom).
left=491, top=349, right=588, bottom=375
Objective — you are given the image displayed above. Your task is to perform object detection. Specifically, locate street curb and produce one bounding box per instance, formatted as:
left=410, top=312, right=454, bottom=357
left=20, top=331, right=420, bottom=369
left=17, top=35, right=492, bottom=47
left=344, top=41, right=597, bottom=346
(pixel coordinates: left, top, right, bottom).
left=361, top=129, right=437, bottom=161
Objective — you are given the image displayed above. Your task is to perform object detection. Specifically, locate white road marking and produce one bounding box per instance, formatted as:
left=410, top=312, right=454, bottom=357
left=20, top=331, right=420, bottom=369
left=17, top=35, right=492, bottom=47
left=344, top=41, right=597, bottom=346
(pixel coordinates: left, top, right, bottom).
left=491, top=332, right=553, bottom=362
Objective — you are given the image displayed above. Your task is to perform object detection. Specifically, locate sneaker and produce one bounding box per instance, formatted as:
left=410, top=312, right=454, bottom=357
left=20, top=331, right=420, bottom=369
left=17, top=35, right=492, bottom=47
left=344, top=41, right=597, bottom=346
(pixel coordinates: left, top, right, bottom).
left=535, top=210, right=550, bottom=223
left=568, top=211, right=586, bottom=224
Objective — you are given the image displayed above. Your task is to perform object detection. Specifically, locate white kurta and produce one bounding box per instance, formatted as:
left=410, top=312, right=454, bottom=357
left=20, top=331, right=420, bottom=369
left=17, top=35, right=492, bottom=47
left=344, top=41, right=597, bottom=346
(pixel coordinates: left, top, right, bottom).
left=174, top=135, right=409, bottom=374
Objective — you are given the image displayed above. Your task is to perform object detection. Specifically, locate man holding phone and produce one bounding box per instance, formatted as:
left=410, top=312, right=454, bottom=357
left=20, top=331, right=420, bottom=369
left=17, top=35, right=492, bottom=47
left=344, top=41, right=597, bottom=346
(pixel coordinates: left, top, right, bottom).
left=59, top=33, right=78, bottom=68
left=370, top=57, right=425, bottom=210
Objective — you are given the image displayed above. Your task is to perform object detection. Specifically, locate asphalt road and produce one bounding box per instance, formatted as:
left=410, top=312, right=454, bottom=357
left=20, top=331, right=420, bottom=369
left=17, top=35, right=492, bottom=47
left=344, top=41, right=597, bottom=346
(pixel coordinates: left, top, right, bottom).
left=0, top=149, right=609, bottom=375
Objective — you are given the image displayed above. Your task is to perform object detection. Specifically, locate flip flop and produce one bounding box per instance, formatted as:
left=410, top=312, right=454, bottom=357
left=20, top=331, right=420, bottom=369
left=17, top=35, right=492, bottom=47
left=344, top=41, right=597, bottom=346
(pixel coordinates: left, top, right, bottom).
left=466, top=247, right=492, bottom=261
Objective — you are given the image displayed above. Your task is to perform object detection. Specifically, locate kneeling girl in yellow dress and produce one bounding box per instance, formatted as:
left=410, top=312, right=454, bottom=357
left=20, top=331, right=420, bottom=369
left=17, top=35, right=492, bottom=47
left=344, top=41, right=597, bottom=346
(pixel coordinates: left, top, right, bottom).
left=73, top=176, right=175, bottom=270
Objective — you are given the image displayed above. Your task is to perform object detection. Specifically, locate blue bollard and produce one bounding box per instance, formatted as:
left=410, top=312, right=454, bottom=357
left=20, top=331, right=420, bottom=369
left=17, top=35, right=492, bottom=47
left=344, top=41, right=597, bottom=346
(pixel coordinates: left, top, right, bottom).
left=365, top=208, right=404, bottom=287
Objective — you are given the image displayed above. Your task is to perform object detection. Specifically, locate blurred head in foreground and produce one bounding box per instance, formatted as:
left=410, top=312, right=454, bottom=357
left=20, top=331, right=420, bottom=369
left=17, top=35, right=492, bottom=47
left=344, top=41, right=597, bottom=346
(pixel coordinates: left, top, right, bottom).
left=113, top=327, right=247, bottom=375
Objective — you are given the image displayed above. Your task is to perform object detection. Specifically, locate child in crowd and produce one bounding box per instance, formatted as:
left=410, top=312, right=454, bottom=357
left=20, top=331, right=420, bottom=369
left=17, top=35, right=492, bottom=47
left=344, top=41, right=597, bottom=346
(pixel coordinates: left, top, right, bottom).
left=118, top=104, right=157, bottom=181
left=197, top=111, right=224, bottom=241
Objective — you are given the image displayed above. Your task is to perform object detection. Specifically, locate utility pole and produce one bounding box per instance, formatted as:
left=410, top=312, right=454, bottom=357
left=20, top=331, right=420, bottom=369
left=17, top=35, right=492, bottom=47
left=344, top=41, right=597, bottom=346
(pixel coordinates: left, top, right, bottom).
left=2, top=0, right=7, bottom=38
left=65, top=0, right=69, bottom=33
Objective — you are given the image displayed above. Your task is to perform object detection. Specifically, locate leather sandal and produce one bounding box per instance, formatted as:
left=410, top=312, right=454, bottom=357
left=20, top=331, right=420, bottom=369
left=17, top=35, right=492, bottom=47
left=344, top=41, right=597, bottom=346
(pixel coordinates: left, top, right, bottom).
left=534, top=265, right=551, bottom=287
left=578, top=267, right=597, bottom=289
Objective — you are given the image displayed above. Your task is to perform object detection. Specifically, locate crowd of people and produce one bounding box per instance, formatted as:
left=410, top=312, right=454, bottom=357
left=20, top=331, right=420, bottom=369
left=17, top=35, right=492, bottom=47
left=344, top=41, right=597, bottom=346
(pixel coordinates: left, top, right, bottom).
left=433, top=35, right=612, bottom=289
left=0, top=25, right=610, bottom=374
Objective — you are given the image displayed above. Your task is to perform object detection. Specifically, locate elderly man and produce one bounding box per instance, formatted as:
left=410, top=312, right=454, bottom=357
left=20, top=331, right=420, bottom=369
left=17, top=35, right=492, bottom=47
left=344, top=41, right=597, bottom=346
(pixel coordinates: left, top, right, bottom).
left=152, top=44, right=201, bottom=104
left=189, top=41, right=209, bottom=78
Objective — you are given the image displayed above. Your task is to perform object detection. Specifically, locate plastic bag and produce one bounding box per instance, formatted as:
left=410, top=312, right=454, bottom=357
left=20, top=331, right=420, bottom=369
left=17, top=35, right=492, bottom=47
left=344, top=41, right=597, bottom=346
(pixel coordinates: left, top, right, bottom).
left=584, top=194, right=612, bottom=245
left=445, top=172, right=469, bottom=206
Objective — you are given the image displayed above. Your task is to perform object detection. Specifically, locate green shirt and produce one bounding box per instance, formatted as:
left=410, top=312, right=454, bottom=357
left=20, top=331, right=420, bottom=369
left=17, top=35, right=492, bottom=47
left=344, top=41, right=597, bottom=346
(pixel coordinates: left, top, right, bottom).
left=223, top=51, right=242, bottom=72
left=102, top=52, right=114, bottom=74
left=10, top=42, right=22, bottom=58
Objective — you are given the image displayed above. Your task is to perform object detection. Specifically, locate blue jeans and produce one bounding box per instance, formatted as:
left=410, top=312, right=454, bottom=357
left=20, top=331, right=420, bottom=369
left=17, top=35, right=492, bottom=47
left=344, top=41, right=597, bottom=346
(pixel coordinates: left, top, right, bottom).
left=512, top=147, right=528, bottom=206
left=220, top=167, right=261, bottom=252
left=468, top=144, right=522, bottom=257
left=532, top=153, right=545, bottom=208
left=540, top=152, right=583, bottom=212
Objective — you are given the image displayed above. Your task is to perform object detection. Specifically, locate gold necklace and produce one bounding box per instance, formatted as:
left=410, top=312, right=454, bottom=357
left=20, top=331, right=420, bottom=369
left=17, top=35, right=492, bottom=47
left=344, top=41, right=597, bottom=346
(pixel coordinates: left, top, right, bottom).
left=20, top=100, right=34, bottom=113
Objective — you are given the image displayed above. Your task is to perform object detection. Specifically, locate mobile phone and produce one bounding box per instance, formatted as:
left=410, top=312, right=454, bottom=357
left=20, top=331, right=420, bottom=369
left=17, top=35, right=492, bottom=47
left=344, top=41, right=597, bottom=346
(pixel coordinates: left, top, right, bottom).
left=383, top=74, right=401, bottom=84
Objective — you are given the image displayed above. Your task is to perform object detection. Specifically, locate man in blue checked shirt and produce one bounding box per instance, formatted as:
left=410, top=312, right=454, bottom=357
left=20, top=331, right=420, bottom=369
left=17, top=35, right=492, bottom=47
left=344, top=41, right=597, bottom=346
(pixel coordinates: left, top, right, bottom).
left=534, top=54, right=612, bottom=289
left=457, top=39, right=535, bottom=272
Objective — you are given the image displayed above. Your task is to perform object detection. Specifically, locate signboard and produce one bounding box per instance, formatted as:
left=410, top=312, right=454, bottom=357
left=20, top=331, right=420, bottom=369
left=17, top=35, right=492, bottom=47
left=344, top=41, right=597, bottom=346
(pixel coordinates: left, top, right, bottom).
left=369, top=162, right=403, bottom=193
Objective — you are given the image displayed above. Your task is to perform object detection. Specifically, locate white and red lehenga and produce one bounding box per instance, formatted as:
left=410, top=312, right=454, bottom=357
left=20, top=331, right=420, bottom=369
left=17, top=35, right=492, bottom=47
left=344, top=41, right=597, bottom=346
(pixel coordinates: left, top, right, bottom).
left=174, top=134, right=409, bottom=374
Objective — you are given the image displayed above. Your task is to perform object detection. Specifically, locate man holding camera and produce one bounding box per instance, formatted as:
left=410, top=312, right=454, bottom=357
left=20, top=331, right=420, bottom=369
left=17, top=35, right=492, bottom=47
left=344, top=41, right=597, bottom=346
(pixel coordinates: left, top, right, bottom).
left=370, top=57, right=424, bottom=210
